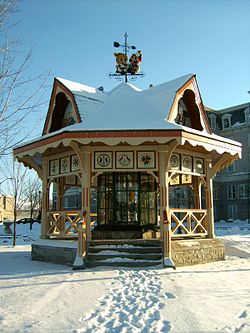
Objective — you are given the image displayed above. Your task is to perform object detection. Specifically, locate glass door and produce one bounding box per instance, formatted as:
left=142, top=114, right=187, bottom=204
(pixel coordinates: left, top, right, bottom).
left=115, top=173, right=139, bottom=224
left=97, top=173, right=114, bottom=225
left=140, top=174, right=158, bottom=225
left=97, top=172, right=157, bottom=226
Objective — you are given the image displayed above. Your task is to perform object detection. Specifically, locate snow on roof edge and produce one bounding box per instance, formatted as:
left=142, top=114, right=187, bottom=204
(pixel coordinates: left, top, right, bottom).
left=56, top=77, right=97, bottom=94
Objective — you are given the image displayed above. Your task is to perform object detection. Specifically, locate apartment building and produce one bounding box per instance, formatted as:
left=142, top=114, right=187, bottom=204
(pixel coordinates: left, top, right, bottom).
left=206, top=102, right=250, bottom=221
left=0, top=196, right=14, bottom=222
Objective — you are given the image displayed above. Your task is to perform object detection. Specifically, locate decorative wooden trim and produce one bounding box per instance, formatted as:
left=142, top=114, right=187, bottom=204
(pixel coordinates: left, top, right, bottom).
left=94, top=151, right=113, bottom=169
left=211, top=153, right=235, bottom=177
left=167, top=75, right=212, bottom=134
left=59, top=156, right=70, bottom=174
left=168, top=78, right=194, bottom=122
left=91, top=171, right=103, bottom=184
left=146, top=171, right=159, bottom=183
left=170, top=208, right=208, bottom=237
left=115, top=151, right=134, bottom=169
left=49, top=159, right=59, bottom=176
left=18, top=156, right=43, bottom=179
left=42, top=79, right=81, bottom=135
left=47, top=210, right=81, bottom=236
left=181, top=155, right=192, bottom=172
left=137, top=151, right=156, bottom=169
left=13, top=130, right=182, bottom=155
left=194, top=157, right=204, bottom=174
left=169, top=151, right=205, bottom=176
left=169, top=174, right=180, bottom=185
left=170, top=153, right=180, bottom=170
left=69, top=141, right=84, bottom=171
left=70, top=154, right=80, bottom=172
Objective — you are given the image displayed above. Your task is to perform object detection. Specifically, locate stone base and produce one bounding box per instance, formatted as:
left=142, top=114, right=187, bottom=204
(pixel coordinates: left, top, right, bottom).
left=171, top=238, right=225, bottom=267
left=31, top=238, right=225, bottom=268
left=32, top=240, right=77, bottom=266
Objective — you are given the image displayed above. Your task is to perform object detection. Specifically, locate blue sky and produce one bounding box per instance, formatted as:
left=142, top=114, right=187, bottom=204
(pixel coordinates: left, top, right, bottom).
left=1, top=0, right=249, bottom=187
left=12, top=0, right=250, bottom=122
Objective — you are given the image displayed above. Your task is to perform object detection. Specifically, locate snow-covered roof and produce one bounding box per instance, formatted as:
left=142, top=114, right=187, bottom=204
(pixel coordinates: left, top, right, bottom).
left=56, top=73, right=194, bottom=131
left=13, top=74, right=242, bottom=160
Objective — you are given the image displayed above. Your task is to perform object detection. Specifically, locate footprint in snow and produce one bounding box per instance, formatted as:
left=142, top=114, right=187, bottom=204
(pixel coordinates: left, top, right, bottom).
left=163, top=292, right=177, bottom=300
left=238, top=310, right=248, bottom=318
left=77, top=269, right=172, bottom=333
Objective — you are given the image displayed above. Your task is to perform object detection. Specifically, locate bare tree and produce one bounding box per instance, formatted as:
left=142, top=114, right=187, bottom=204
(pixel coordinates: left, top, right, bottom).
left=0, top=0, right=49, bottom=158
left=0, top=160, right=28, bottom=245
left=24, top=175, right=42, bottom=229
left=1, top=159, right=42, bottom=244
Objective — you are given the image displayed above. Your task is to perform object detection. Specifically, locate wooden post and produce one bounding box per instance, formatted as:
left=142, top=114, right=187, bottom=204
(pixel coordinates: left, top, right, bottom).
left=57, top=178, right=64, bottom=233
left=73, top=151, right=91, bottom=269
left=40, top=158, right=49, bottom=239
left=206, top=160, right=215, bottom=238
left=81, top=152, right=91, bottom=242
left=193, top=176, right=201, bottom=209
left=73, top=215, right=87, bottom=269
left=159, top=149, right=175, bottom=269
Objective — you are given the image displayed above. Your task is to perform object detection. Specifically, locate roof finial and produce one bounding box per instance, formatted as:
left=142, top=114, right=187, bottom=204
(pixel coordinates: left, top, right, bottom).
left=108, top=33, right=144, bottom=83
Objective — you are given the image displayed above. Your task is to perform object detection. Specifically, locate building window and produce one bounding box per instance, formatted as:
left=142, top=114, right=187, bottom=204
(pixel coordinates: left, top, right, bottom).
left=238, top=184, right=249, bottom=199
left=63, top=188, right=81, bottom=209
left=208, top=114, right=217, bottom=130
left=244, top=107, right=250, bottom=124
left=227, top=162, right=236, bottom=173
left=228, top=205, right=238, bottom=220
left=213, top=186, right=219, bottom=200
left=227, top=185, right=237, bottom=199
left=3, top=196, right=6, bottom=210
left=222, top=114, right=232, bottom=129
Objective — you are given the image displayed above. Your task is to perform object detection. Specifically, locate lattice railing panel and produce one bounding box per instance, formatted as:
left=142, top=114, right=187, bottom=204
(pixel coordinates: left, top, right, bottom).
left=47, top=211, right=81, bottom=237
left=170, top=209, right=207, bottom=237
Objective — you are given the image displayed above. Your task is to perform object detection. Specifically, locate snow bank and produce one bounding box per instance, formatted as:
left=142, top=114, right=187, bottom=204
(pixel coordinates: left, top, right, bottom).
left=0, top=221, right=249, bottom=332
left=0, top=222, right=40, bottom=246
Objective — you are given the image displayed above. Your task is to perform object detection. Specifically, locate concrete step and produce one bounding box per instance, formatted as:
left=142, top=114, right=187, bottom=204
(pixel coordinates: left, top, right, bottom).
left=87, top=260, right=163, bottom=268
left=89, top=239, right=161, bottom=247
left=88, top=246, right=162, bottom=254
left=87, top=239, right=163, bottom=268
left=88, top=253, right=162, bottom=261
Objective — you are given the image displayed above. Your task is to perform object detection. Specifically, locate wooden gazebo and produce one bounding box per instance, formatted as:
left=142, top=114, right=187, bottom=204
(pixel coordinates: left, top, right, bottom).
left=13, top=73, right=241, bottom=268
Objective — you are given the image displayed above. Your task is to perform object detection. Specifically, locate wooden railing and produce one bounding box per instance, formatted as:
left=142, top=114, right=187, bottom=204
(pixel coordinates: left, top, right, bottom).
left=47, top=211, right=81, bottom=237
left=170, top=209, right=208, bottom=238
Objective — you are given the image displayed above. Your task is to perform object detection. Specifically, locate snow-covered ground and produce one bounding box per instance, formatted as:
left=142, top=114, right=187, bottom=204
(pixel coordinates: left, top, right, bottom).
left=0, top=221, right=250, bottom=333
